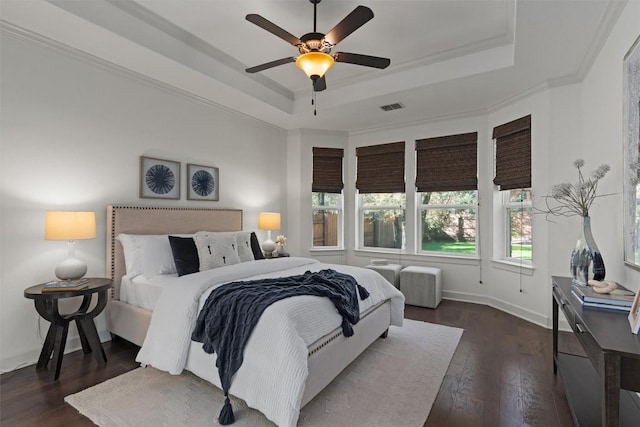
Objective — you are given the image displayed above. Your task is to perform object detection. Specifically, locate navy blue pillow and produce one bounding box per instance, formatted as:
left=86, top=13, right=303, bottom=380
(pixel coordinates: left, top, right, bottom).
left=250, top=232, right=265, bottom=260
left=168, top=236, right=200, bottom=276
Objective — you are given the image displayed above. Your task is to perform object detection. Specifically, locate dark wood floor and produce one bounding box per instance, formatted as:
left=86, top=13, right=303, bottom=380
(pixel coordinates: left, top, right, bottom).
left=0, top=300, right=576, bottom=427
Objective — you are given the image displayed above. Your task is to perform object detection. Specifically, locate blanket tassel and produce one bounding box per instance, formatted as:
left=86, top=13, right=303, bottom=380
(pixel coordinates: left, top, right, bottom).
left=218, top=396, right=235, bottom=425
left=341, top=318, right=354, bottom=337
left=357, top=284, right=370, bottom=300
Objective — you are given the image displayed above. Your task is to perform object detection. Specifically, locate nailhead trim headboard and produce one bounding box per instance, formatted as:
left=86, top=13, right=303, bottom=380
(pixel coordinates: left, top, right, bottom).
left=106, top=205, right=243, bottom=299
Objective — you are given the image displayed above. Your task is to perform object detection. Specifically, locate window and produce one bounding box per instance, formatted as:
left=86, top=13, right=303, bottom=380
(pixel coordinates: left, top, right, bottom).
left=493, top=115, right=532, bottom=262
left=504, top=189, right=532, bottom=261
left=360, top=193, right=406, bottom=249
left=419, top=191, right=477, bottom=255
left=312, top=192, right=342, bottom=247
left=356, top=142, right=406, bottom=250
left=312, top=147, right=343, bottom=248
left=415, top=132, right=478, bottom=255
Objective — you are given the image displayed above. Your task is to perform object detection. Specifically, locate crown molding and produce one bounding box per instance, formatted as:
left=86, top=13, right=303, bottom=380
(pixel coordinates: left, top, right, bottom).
left=0, top=20, right=284, bottom=132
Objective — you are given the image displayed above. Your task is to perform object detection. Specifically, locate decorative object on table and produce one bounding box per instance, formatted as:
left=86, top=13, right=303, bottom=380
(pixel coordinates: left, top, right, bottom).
left=42, top=278, right=90, bottom=292
left=187, top=163, right=219, bottom=201
left=140, top=156, right=180, bottom=199
left=45, top=211, right=96, bottom=280
left=629, top=289, right=640, bottom=334
left=623, top=35, right=640, bottom=271
left=538, top=159, right=612, bottom=285
left=571, top=280, right=635, bottom=312
left=258, top=212, right=280, bottom=257
left=275, top=234, right=289, bottom=256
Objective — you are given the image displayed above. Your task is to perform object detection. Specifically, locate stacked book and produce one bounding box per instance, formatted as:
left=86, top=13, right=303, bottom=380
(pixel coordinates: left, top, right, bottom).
left=41, top=278, right=90, bottom=292
left=571, top=282, right=635, bottom=312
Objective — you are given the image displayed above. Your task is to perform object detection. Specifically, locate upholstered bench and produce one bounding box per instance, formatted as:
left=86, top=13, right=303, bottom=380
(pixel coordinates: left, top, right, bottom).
left=365, top=263, right=403, bottom=288
left=400, top=266, right=442, bottom=308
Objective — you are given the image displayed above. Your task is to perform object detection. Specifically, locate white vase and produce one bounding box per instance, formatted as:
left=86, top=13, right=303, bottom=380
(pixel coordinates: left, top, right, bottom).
left=276, top=244, right=287, bottom=256
left=570, top=216, right=606, bottom=285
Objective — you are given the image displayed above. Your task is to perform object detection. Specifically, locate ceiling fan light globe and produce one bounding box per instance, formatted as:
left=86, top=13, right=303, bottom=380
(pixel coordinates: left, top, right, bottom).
left=296, top=52, right=334, bottom=79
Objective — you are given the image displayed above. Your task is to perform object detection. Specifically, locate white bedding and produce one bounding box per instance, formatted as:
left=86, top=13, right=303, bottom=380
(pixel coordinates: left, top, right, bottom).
left=119, top=274, right=177, bottom=310
left=136, top=257, right=404, bottom=427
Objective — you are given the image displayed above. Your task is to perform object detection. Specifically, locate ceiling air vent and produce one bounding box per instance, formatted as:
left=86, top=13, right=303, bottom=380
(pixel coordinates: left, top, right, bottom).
left=380, top=102, right=405, bottom=112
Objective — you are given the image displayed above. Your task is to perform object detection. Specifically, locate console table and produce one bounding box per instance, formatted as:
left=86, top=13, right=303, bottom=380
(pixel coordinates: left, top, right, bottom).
left=552, top=276, right=640, bottom=426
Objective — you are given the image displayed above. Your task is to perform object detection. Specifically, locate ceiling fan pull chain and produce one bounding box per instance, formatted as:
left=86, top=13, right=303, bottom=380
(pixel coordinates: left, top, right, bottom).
left=312, top=89, right=317, bottom=116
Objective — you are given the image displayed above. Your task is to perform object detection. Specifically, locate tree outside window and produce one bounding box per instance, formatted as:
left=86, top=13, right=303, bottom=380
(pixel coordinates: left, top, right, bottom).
left=505, top=189, right=532, bottom=261
left=312, top=192, right=342, bottom=247
left=419, top=191, right=477, bottom=255
left=360, top=193, right=405, bottom=249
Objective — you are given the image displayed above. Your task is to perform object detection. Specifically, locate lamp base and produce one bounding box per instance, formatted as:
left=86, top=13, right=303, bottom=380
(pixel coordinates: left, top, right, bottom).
left=262, top=239, right=276, bottom=258
left=55, top=257, right=87, bottom=280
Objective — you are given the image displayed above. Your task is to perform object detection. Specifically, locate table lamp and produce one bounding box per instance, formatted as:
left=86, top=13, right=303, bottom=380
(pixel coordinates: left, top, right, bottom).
left=258, top=212, right=280, bottom=257
left=45, top=211, right=96, bottom=280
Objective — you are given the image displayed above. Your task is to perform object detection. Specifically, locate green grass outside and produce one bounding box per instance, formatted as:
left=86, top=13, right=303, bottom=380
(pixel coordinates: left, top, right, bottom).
left=509, top=244, right=532, bottom=260
left=421, top=241, right=476, bottom=254
left=421, top=241, right=532, bottom=260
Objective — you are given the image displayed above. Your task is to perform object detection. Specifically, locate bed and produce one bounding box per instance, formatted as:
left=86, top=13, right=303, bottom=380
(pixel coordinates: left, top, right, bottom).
left=105, top=205, right=405, bottom=426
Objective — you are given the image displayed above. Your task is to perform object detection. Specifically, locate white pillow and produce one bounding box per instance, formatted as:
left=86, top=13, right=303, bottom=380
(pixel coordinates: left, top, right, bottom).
left=116, top=234, right=186, bottom=277
left=194, top=231, right=241, bottom=270
left=235, top=231, right=255, bottom=262
left=115, top=234, right=142, bottom=276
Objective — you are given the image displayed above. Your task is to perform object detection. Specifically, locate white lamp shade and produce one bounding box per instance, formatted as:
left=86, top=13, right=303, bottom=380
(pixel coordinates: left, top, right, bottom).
left=258, top=212, right=281, bottom=230
left=45, top=211, right=96, bottom=240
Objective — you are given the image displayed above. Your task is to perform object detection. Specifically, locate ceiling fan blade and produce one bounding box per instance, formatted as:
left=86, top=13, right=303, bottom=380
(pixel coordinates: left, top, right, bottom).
left=246, top=57, right=296, bottom=73
left=334, top=52, right=390, bottom=69
left=313, top=76, right=327, bottom=92
left=246, top=14, right=302, bottom=46
left=324, top=6, right=374, bottom=46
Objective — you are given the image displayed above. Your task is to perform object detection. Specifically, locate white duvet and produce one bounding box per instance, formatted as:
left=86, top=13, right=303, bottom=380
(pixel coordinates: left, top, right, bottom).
left=136, top=257, right=405, bottom=427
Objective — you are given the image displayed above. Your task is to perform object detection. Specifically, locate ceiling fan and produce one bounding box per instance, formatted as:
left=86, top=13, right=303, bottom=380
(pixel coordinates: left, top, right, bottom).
left=245, top=0, right=390, bottom=92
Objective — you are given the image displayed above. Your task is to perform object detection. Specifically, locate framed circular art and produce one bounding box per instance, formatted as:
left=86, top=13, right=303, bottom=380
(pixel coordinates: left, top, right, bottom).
left=187, top=163, right=219, bottom=201
left=139, top=156, right=180, bottom=199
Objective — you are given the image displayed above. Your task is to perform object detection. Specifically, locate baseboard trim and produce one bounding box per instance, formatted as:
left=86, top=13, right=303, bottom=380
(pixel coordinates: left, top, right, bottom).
left=443, top=290, right=572, bottom=332
left=0, top=329, right=112, bottom=374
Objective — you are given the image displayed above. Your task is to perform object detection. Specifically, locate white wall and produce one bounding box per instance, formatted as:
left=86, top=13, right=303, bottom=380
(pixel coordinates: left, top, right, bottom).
left=0, top=33, right=288, bottom=372
left=578, top=0, right=640, bottom=287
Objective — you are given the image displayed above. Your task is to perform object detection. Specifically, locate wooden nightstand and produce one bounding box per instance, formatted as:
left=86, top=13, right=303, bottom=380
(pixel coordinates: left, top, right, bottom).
left=24, top=277, right=112, bottom=381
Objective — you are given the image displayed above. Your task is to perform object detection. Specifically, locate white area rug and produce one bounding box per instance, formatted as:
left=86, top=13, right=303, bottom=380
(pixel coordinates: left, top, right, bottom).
left=65, top=319, right=463, bottom=427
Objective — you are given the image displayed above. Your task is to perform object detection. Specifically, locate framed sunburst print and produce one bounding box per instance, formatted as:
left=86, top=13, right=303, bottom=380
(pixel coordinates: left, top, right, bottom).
left=187, top=163, right=219, bottom=201
left=139, top=156, right=180, bottom=199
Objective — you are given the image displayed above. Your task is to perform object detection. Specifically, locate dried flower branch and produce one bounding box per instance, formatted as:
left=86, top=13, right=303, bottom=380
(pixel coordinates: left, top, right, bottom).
left=275, top=235, right=287, bottom=246
left=537, top=159, right=614, bottom=220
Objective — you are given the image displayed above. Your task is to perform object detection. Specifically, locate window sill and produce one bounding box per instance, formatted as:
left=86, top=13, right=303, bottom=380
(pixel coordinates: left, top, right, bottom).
left=309, top=248, right=346, bottom=255
left=491, top=259, right=535, bottom=276
left=353, top=249, right=480, bottom=266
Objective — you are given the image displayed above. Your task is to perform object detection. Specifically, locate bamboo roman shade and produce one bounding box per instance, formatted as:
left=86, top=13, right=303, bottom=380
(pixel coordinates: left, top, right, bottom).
left=356, top=141, right=405, bottom=193
left=312, top=147, right=344, bottom=193
left=415, top=132, right=478, bottom=192
left=493, top=115, right=531, bottom=190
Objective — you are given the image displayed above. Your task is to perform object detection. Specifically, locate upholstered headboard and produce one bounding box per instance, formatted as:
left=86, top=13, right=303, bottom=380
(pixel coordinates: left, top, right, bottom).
left=106, top=205, right=243, bottom=299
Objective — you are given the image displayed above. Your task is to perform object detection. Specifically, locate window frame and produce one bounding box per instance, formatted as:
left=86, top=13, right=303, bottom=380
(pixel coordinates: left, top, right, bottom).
left=311, top=192, right=344, bottom=249
left=417, top=191, right=479, bottom=256
left=502, top=188, right=533, bottom=263
left=357, top=192, right=406, bottom=251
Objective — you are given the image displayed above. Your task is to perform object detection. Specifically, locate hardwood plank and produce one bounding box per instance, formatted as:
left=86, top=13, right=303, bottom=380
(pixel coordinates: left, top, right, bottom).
left=1, top=301, right=574, bottom=427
